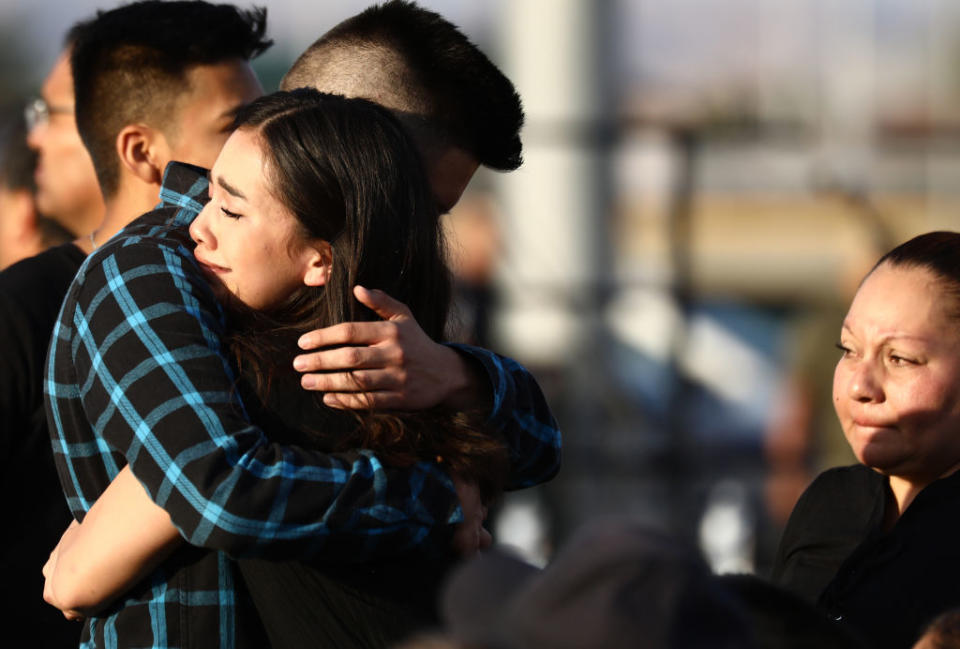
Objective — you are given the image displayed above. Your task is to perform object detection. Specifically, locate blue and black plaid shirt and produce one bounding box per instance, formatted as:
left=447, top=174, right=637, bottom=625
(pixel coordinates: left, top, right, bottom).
left=45, top=162, right=561, bottom=648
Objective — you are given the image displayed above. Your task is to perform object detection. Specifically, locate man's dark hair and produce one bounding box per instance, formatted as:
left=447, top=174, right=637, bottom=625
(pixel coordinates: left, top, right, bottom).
left=71, top=0, right=271, bottom=197
left=281, top=0, right=523, bottom=172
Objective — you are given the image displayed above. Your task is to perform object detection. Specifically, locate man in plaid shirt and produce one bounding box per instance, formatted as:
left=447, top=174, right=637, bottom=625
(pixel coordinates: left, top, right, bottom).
left=44, top=2, right=560, bottom=647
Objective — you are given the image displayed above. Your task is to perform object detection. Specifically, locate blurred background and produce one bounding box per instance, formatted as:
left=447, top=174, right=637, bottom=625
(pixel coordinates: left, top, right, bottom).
left=4, top=0, right=960, bottom=577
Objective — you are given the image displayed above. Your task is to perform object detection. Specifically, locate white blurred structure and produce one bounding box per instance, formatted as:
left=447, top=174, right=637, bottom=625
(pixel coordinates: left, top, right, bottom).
left=493, top=0, right=610, bottom=366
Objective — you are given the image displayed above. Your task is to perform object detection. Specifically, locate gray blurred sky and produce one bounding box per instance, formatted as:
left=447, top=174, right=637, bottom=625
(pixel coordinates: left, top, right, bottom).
left=0, top=0, right=497, bottom=88
left=0, top=0, right=949, bottom=114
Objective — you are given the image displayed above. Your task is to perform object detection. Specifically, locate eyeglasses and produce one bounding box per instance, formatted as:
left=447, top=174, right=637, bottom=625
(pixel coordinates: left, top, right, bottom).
left=24, top=97, right=73, bottom=131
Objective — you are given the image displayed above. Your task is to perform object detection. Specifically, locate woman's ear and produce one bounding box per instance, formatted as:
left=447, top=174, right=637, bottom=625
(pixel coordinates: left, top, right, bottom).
left=116, top=124, right=168, bottom=187
left=302, top=240, right=333, bottom=287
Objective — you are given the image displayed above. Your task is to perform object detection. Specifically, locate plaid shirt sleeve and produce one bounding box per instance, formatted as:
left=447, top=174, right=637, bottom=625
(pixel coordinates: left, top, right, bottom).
left=446, top=344, right=562, bottom=489
left=46, top=170, right=461, bottom=562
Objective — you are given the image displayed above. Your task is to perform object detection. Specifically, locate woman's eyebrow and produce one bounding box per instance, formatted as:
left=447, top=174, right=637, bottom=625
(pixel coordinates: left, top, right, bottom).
left=216, top=175, right=247, bottom=200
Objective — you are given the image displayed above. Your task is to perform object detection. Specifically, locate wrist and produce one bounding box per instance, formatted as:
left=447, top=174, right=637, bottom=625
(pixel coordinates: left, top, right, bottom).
left=439, top=345, right=489, bottom=411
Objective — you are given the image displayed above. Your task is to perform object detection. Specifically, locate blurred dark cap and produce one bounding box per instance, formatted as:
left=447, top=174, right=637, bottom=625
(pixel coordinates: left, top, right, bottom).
left=441, top=516, right=756, bottom=649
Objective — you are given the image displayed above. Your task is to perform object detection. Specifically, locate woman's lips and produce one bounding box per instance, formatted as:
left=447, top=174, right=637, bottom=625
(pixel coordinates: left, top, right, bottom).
left=851, top=418, right=893, bottom=430
left=194, top=255, right=228, bottom=275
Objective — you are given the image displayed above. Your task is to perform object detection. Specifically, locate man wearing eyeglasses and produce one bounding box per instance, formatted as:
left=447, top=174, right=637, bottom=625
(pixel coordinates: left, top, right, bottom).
left=0, top=34, right=104, bottom=648
left=0, top=109, right=69, bottom=270
left=25, top=48, right=104, bottom=243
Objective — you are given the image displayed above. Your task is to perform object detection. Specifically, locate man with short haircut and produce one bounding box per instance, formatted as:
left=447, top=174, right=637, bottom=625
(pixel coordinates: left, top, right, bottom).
left=279, top=2, right=530, bottom=404
left=72, top=0, right=266, bottom=252
left=281, top=0, right=522, bottom=215
left=1, top=2, right=266, bottom=646
left=43, top=3, right=560, bottom=646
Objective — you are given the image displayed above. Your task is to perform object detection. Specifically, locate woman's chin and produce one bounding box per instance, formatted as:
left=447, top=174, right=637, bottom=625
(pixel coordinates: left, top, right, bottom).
left=856, top=444, right=914, bottom=476
left=848, top=429, right=905, bottom=472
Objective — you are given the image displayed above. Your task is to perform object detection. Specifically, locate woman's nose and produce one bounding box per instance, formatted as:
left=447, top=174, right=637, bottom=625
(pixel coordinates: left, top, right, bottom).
left=189, top=204, right=214, bottom=246
left=847, top=360, right=883, bottom=403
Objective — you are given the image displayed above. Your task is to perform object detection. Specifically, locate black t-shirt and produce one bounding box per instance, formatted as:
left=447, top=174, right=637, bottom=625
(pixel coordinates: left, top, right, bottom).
left=772, top=464, right=960, bottom=649
left=0, top=242, right=85, bottom=647
left=234, top=372, right=455, bottom=648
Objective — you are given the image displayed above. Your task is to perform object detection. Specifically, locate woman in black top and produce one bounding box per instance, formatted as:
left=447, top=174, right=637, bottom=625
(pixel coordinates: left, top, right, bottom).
left=772, top=231, right=960, bottom=649
left=42, top=89, right=509, bottom=647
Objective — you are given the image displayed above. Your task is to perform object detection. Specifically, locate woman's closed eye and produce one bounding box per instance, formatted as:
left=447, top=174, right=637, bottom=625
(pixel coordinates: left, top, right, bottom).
left=221, top=206, right=242, bottom=219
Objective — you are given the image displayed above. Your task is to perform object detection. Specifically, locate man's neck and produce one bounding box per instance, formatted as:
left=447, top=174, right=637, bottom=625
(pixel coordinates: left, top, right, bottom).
left=76, top=184, right=160, bottom=254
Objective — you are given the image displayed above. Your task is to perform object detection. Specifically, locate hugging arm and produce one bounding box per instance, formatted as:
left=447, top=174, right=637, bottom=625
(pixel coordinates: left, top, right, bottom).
left=294, top=286, right=562, bottom=489
left=43, top=468, right=488, bottom=616
left=47, top=235, right=463, bottom=564
left=43, top=466, right=178, bottom=617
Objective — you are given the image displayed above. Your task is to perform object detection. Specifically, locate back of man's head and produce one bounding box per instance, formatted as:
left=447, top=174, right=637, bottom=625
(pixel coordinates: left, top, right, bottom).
left=0, top=109, right=37, bottom=195
left=71, top=0, right=271, bottom=197
left=281, top=0, right=523, bottom=174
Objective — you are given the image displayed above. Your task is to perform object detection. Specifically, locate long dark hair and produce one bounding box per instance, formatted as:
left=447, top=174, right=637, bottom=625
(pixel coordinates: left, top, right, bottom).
left=224, top=88, right=506, bottom=498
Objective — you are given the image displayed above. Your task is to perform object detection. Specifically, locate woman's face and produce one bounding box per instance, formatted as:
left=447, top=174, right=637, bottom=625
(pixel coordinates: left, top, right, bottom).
left=833, top=262, right=960, bottom=483
left=189, top=128, right=325, bottom=311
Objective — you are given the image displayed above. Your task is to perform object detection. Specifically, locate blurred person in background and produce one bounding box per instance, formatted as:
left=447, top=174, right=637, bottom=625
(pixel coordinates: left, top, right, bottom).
left=0, top=107, right=73, bottom=269
left=772, top=231, right=960, bottom=649
left=24, top=44, right=103, bottom=242
left=432, top=515, right=868, bottom=649
left=0, top=28, right=104, bottom=649
left=435, top=516, right=759, bottom=649
left=442, top=194, right=502, bottom=347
